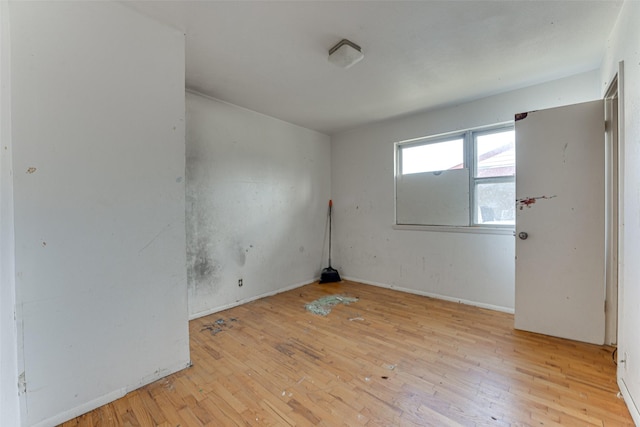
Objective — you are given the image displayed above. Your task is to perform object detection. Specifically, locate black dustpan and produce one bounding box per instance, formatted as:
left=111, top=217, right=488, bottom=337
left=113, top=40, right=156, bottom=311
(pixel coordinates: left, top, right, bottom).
left=320, top=266, right=341, bottom=283
left=320, top=199, right=341, bottom=283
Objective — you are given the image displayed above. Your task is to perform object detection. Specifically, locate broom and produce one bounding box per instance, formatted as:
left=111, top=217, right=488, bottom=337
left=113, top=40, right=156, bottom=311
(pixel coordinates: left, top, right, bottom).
left=320, top=199, right=341, bottom=283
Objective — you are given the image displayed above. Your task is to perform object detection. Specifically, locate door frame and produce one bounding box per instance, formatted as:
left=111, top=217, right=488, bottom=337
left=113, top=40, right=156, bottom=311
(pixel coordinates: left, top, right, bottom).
left=604, top=70, right=621, bottom=345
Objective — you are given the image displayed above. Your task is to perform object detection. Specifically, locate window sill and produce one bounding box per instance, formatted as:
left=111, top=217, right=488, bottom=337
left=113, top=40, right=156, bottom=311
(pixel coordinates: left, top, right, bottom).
left=392, top=224, right=515, bottom=236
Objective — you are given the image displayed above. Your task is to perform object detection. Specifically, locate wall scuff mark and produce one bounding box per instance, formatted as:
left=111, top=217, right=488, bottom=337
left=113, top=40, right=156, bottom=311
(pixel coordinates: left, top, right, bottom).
left=138, top=223, right=173, bottom=254
left=236, top=244, right=246, bottom=266
left=190, top=240, right=218, bottom=286
left=18, top=372, right=26, bottom=395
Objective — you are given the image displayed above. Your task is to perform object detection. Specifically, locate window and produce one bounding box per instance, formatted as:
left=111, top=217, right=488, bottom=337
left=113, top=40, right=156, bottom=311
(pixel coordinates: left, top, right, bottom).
left=401, top=137, right=464, bottom=174
left=395, top=125, right=515, bottom=228
left=473, top=128, right=515, bottom=225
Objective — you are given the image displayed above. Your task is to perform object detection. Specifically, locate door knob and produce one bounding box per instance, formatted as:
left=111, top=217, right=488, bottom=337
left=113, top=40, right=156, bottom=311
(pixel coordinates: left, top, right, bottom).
left=518, top=232, right=528, bottom=240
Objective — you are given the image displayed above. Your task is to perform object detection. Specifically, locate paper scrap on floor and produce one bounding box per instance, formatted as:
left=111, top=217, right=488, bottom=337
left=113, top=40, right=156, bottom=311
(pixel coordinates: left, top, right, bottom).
left=305, top=295, right=358, bottom=316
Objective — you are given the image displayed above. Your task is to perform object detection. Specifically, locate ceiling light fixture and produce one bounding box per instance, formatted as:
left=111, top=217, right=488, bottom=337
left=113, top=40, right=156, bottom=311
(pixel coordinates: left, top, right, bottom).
left=328, top=39, right=364, bottom=69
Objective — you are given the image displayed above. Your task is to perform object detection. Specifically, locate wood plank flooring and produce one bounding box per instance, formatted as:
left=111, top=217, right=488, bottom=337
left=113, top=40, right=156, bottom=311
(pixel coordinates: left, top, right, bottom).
left=61, top=281, right=633, bottom=426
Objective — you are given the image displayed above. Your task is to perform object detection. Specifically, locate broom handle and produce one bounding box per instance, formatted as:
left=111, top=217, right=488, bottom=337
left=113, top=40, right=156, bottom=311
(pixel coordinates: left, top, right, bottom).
left=328, top=199, right=333, bottom=267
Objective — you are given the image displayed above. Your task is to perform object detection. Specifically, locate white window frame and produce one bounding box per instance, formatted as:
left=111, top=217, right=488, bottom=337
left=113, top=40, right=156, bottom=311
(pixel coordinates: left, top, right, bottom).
left=394, top=123, right=515, bottom=233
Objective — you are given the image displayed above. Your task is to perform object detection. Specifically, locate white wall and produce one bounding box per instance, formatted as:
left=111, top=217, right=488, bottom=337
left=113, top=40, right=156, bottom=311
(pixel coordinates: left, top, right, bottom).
left=331, top=71, right=600, bottom=311
left=9, top=2, right=190, bottom=426
left=1, top=0, right=20, bottom=425
left=601, top=1, right=640, bottom=423
left=186, top=92, right=331, bottom=318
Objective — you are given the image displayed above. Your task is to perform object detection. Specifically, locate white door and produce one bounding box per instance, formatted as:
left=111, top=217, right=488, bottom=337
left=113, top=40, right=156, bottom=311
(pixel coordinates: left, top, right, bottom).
left=515, top=100, right=605, bottom=345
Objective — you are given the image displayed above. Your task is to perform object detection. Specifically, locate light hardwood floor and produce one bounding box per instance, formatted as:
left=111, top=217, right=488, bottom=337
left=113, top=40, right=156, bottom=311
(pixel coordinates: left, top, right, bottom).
left=61, top=280, right=633, bottom=426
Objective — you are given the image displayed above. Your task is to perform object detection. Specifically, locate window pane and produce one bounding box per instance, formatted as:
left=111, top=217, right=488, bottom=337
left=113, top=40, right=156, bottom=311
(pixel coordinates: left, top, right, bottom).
left=476, top=130, right=515, bottom=178
left=475, top=181, right=515, bottom=225
left=401, top=138, right=464, bottom=175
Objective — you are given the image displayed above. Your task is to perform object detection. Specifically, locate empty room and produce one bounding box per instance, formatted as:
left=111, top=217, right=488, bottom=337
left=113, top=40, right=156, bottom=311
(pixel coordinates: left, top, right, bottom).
left=1, top=1, right=640, bottom=426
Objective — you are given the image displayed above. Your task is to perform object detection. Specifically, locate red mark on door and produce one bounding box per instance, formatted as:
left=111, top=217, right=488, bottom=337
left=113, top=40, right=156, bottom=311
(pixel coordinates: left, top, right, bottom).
left=517, top=195, right=556, bottom=210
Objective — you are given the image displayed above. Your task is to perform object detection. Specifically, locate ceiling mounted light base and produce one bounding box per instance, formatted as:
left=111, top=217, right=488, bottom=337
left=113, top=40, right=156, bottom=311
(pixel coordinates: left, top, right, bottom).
left=328, top=39, right=364, bottom=69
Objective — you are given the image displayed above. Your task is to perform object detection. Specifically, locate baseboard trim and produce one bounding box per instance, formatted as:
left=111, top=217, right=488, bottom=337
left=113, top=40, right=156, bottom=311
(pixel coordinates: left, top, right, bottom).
left=618, top=376, right=640, bottom=425
left=33, top=360, right=191, bottom=427
left=31, top=388, right=125, bottom=427
left=342, top=276, right=515, bottom=314
left=125, top=360, right=192, bottom=393
left=189, top=278, right=318, bottom=320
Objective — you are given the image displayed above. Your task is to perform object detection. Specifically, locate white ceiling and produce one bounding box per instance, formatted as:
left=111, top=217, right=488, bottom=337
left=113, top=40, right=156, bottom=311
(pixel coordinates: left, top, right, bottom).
left=126, top=1, right=622, bottom=135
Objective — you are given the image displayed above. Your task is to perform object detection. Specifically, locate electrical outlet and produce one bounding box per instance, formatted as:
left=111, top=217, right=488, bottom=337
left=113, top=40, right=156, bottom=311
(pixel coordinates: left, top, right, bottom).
left=238, top=279, right=243, bottom=287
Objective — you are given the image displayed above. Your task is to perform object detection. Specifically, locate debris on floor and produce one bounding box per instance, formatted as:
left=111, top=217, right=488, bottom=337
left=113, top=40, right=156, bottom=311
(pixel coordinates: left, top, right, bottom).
left=305, top=295, right=358, bottom=316
left=201, top=317, right=238, bottom=336
left=161, top=378, right=175, bottom=391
